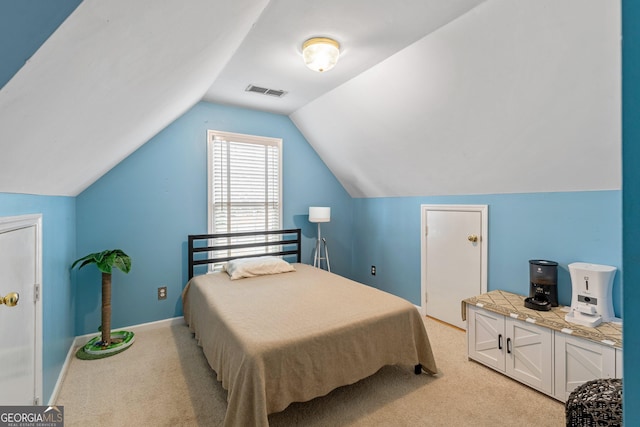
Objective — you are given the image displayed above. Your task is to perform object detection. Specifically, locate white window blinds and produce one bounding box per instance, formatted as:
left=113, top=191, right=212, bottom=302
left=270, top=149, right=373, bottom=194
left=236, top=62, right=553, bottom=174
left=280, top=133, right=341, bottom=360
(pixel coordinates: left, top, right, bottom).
left=207, top=130, right=282, bottom=236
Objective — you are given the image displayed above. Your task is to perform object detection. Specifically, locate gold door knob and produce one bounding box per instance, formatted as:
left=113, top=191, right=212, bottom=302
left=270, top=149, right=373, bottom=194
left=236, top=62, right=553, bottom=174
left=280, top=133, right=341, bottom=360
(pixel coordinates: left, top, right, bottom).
left=467, top=235, right=479, bottom=243
left=1, top=292, right=19, bottom=307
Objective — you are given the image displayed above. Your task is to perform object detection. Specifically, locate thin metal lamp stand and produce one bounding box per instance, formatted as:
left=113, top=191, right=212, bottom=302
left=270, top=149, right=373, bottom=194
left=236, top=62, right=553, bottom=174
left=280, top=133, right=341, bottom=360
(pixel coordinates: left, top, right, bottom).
left=313, top=222, right=330, bottom=272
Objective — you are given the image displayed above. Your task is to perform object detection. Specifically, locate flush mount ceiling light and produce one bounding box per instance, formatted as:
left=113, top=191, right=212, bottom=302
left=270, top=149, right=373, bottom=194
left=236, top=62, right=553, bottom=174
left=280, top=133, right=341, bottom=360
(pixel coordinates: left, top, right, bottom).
left=302, top=37, right=340, bottom=72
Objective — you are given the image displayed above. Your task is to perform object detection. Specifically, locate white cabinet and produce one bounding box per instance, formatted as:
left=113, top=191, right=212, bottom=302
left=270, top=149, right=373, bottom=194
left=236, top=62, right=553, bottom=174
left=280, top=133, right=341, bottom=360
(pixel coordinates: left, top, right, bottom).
left=467, top=303, right=622, bottom=402
left=554, top=334, right=616, bottom=401
left=506, top=316, right=553, bottom=393
left=616, top=348, right=623, bottom=378
left=467, top=305, right=504, bottom=370
left=467, top=305, right=553, bottom=394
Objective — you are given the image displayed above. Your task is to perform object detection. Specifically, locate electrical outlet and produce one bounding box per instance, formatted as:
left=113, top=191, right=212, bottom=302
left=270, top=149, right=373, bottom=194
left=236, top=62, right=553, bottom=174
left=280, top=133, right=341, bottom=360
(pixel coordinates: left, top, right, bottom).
left=158, top=286, right=167, bottom=300
left=371, top=265, right=376, bottom=276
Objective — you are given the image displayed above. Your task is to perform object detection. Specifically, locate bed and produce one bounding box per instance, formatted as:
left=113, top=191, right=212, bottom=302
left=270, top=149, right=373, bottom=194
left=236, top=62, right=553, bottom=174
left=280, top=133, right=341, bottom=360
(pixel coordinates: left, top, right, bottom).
left=182, top=229, right=437, bottom=426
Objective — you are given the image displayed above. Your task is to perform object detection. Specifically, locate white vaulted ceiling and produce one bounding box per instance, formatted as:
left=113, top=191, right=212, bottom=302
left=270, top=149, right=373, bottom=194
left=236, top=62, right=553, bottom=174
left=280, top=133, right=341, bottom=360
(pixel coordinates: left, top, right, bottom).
left=203, top=0, right=487, bottom=115
left=0, top=0, right=621, bottom=197
left=291, top=0, right=621, bottom=197
left=0, top=0, right=271, bottom=196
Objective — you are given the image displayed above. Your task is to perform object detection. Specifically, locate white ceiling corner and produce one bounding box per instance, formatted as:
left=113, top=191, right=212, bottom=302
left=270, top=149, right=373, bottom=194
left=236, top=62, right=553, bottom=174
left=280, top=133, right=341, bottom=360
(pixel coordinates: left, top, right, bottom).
left=203, top=0, right=487, bottom=115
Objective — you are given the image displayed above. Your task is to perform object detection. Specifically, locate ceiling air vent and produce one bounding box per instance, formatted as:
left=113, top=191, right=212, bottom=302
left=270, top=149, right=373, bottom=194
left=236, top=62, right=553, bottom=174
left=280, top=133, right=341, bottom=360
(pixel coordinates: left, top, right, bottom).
left=245, top=84, right=287, bottom=98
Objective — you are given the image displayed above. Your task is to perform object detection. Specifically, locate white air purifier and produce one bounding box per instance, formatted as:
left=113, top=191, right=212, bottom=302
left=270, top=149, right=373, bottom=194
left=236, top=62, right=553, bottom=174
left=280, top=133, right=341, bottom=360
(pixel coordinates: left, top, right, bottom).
left=565, top=262, right=617, bottom=328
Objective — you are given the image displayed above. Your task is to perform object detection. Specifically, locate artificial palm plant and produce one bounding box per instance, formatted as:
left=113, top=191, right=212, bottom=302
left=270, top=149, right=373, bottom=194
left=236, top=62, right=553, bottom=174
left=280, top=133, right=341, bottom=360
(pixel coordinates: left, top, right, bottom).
left=72, top=249, right=131, bottom=347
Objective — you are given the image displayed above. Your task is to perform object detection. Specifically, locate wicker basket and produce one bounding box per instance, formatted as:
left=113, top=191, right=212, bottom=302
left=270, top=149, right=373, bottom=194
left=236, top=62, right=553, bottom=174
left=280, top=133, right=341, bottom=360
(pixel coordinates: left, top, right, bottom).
left=565, top=378, right=622, bottom=426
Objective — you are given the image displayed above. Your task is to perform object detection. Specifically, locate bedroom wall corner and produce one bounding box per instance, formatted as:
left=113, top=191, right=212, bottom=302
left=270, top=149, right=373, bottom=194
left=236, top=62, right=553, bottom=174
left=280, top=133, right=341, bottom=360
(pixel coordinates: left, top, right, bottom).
left=351, top=191, right=622, bottom=318
left=74, top=101, right=353, bottom=335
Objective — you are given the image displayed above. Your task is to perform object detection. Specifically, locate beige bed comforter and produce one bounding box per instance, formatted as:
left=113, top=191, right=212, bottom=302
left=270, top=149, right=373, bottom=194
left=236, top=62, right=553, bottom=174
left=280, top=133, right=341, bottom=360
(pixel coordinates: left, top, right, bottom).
left=182, top=263, right=437, bottom=426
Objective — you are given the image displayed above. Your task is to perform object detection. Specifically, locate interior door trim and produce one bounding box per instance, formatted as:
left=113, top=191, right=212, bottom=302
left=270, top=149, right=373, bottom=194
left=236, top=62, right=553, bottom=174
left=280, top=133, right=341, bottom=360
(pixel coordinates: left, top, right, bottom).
left=0, top=214, right=43, bottom=404
left=420, top=204, right=488, bottom=316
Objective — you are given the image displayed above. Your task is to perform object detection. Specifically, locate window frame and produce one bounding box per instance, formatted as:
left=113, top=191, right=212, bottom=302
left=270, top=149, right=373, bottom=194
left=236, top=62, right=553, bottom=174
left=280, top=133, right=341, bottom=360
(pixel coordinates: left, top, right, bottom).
left=206, top=128, right=283, bottom=236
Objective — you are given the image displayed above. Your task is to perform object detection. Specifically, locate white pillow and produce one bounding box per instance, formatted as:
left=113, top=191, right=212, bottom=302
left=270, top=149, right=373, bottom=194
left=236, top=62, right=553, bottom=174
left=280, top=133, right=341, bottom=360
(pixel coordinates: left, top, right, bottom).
left=225, top=256, right=295, bottom=280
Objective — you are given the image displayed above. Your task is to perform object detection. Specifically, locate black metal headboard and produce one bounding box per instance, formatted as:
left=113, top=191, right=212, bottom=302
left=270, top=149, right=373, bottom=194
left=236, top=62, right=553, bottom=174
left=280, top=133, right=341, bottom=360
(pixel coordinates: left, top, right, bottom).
left=188, top=228, right=302, bottom=280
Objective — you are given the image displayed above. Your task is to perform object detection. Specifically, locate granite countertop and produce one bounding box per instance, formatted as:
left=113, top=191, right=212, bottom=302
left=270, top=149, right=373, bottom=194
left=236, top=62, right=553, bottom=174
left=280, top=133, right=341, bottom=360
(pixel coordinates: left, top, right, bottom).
left=462, top=289, right=622, bottom=349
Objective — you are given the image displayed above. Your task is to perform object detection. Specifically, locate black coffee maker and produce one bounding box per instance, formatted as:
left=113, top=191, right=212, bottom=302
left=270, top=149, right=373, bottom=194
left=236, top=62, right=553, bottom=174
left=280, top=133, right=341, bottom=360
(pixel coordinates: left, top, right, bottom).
left=524, top=260, right=559, bottom=311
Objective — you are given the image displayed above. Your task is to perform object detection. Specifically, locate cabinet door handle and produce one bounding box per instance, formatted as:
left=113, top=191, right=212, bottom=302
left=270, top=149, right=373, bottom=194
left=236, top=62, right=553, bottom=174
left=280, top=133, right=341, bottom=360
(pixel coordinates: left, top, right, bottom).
left=506, top=337, right=512, bottom=354
left=498, top=334, right=503, bottom=350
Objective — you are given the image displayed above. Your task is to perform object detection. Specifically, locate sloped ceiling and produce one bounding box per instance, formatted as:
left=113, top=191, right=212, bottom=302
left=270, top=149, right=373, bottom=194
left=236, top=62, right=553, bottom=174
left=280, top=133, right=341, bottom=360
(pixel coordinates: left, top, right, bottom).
left=0, top=0, right=270, bottom=196
left=291, top=0, right=622, bottom=197
left=0, top=0, right=621, bottom=198
left=203, top=0, right=487, bottom=115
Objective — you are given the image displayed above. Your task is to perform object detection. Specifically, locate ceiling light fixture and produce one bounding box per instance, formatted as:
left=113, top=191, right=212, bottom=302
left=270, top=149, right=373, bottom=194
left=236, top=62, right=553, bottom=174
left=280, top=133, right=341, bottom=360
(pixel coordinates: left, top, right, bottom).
left=302, top=37, right=340, bottom=73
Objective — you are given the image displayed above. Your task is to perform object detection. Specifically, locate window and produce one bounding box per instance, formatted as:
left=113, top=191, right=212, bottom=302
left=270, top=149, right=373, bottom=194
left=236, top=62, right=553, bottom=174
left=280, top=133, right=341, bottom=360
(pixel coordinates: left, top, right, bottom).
left=207, top=130, right=282, bottom=259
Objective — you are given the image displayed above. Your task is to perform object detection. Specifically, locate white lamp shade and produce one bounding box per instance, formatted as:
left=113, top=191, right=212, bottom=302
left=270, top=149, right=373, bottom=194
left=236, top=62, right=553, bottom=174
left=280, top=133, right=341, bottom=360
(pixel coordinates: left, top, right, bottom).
left=309, top=207, right=331, bottom=223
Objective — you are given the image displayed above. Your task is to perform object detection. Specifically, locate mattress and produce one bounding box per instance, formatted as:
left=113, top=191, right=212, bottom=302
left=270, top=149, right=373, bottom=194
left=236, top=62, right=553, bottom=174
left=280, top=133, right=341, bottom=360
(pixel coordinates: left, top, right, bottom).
left=182, top=263, right=437, bottom=426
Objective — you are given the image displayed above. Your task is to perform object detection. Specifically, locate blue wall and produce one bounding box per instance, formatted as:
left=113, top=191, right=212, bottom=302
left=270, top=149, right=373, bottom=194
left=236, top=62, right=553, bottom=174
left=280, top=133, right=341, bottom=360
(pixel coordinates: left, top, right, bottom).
left=352, top=191, right=622, bottom=317
left=74, top=101, right=353, bottom=335
left=622, top=0, right=639, bottom=423
left=0, top=193, right=76, bottom=404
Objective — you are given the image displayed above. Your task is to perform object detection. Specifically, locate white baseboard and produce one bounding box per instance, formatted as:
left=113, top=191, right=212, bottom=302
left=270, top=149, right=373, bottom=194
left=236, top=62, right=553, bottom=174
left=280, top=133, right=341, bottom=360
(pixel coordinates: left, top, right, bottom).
left=48, top=337, right=78, bottom=406
left=71, top=316, right=186, bottom=348
left=49, top=316, right=185, bottom=405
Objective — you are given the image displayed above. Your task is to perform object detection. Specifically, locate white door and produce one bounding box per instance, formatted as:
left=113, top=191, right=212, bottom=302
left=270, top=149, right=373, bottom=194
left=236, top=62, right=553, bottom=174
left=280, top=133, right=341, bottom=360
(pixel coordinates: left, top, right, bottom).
left=422, top=205, right=487, bottom=330
left=0, top=215, right=41, bottom=405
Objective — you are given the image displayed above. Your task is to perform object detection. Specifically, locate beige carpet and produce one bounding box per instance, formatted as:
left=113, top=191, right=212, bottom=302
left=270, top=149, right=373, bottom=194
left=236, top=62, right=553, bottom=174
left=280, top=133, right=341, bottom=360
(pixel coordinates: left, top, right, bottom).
left=56, top=317, right=564, bottom=426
